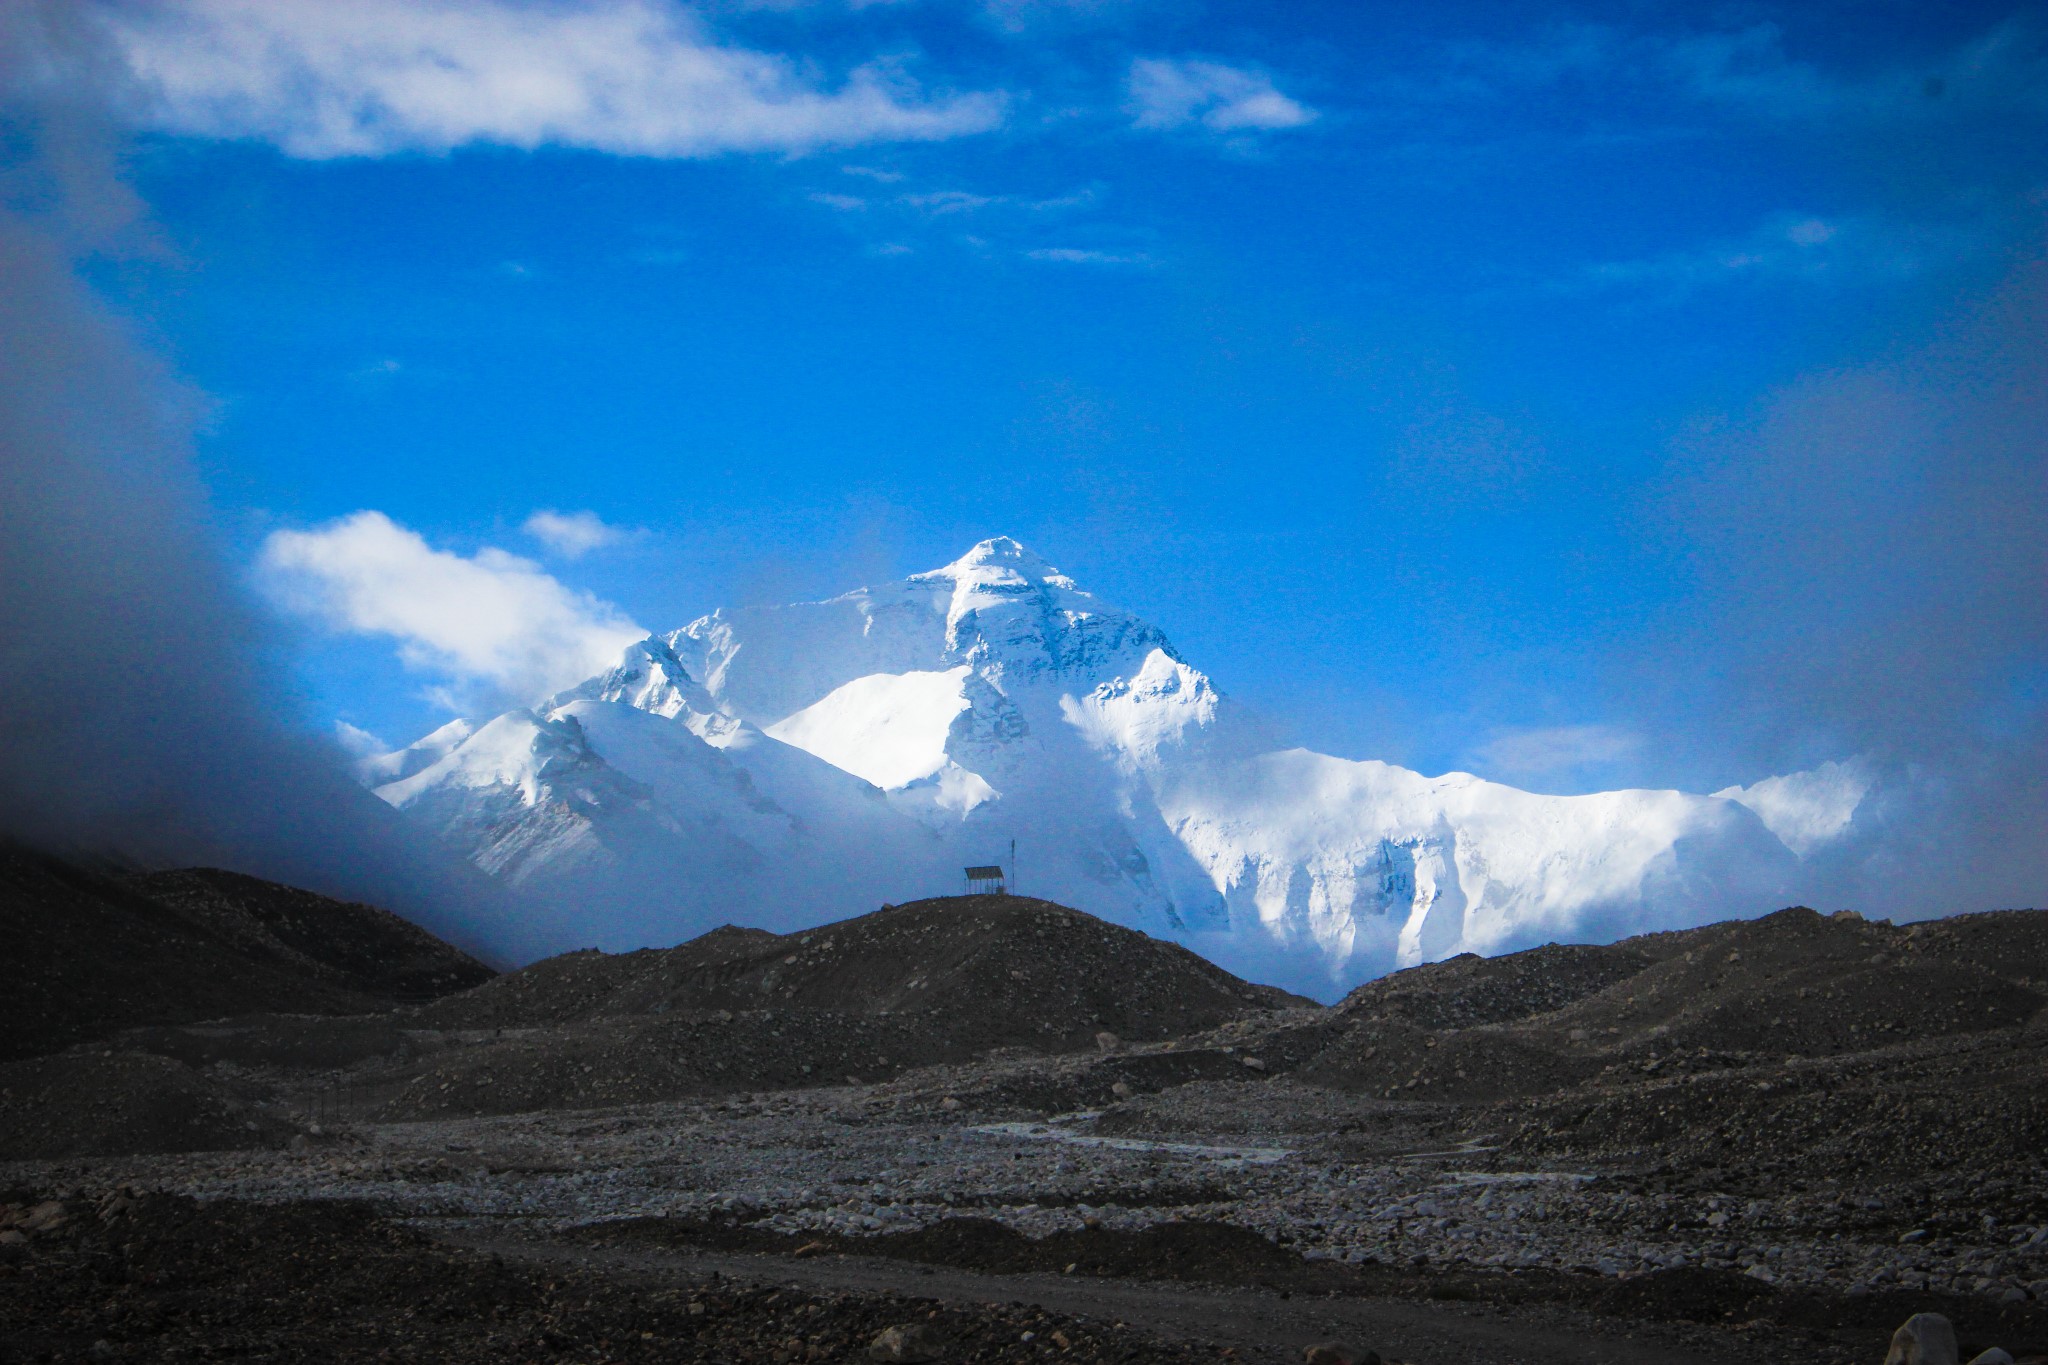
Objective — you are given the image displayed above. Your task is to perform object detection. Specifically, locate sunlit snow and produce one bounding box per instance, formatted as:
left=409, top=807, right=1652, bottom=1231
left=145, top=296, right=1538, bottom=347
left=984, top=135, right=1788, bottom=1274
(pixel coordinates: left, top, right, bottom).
left=765, top=667, right=972, bottom=789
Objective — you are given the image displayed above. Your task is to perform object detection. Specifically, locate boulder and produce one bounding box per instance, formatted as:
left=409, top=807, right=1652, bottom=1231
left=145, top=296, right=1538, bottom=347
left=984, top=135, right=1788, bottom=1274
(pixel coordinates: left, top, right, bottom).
left=1094, top=1031, right=1121, bottom=1052
left=1965, top=1350, right=2014, bottom=1365
left=868, top=1323, right=946, bottom=1363
left=1885, top=1313, right=1959, bottom=1365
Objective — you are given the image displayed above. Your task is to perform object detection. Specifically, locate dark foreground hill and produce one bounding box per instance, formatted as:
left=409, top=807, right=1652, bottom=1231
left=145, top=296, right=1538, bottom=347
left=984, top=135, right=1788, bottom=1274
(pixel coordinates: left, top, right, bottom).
left=384, top=895, right=1309, bottom=1117
left=1301, top=905, right=2048, bottom=1101
left=1192, top=904, right=2048, bottom=1184
left=0, top=850, right=494, bottom=1062
left=416, top=894, right=1305, bottom=1035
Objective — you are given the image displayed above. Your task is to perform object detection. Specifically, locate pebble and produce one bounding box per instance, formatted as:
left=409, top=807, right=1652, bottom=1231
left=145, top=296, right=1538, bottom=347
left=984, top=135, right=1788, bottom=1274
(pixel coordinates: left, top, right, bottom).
left=5, top=1056, right=2045, bottom=1315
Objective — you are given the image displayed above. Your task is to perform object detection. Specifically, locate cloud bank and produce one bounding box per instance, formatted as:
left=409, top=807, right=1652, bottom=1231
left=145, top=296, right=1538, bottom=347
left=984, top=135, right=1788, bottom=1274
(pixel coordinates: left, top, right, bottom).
left=90, top=0, right=1004, bottom=158
left=261, top=511, right=647, bottom=708
left=0, top=17, right=505, bottom=954
left=1648, top=240, right=2048, bottom=915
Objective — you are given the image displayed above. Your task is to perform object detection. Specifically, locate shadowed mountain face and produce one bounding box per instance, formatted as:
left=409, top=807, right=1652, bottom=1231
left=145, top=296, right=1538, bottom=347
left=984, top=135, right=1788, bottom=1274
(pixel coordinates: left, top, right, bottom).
left=0, top=850, right=494, bottom=1062
left=124, top=867, right=498, bottom=1002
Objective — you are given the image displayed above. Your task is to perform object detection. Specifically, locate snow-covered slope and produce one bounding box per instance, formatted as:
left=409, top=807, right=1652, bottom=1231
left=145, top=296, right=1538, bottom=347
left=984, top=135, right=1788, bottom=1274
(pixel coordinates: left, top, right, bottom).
left=364, top=537, right=1865, bottom=995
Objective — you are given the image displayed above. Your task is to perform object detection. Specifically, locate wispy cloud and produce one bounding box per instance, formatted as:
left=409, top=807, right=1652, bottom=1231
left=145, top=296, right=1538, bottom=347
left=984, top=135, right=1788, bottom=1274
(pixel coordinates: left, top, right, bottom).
left=93, top=0, right=1006, bottom=159
left=522, top=508, right=632, bottom=559
left=900, top=189, right=997, bottom=214
left=332, top=719, right=390, bottom=760
left=1715, top=759, right=1873, bottom=857
left=1026, top=246, right=1153, bottom=266
left=882, top=185, right=1094, bottom=217
left=1126, top=58, right=1315, bottom=134
left=260, top=511, right=646, bottom=706
left=1469, top=724, right=1641, bottom=784
left=1576, top=212, right=1986, bottom=298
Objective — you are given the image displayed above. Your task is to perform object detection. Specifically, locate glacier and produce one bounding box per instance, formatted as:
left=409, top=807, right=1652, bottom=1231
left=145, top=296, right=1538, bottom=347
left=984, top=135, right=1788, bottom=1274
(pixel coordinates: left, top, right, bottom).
left=361, top=537, right=1863, bottom=997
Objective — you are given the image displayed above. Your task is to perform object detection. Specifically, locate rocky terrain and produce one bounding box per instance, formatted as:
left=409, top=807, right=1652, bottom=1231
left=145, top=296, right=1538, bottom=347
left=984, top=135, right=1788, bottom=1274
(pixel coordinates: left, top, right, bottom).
left=3, top=869, right=2046, bottom=1363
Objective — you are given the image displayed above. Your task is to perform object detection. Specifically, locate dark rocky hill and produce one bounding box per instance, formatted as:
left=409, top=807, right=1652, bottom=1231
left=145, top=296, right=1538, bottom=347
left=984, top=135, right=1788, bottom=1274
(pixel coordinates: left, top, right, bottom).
left=0, top=850, right=494, bottom=1062
left=416, top=894, right=1305, bottom=1041
left=126, top=867, right=495, bottom=1001
left=385, top=895, right=1310, bottom=1117
left=1262, top=904, right=2048, bottom=1185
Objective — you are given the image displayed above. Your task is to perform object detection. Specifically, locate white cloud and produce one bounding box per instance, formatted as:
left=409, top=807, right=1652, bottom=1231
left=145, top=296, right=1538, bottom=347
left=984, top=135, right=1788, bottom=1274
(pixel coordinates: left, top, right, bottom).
left=332, top=719, right=390, bottom=759
left=1715, top=759, right=1873, bottom=857
left=1470, top=724, right=1641, bottom=782
left=1126, top=57, right=1314, bottom=134
left=523, top=507, right=629, bottom=558
left=95, top=0, right=1005, bottom=159
left=1026, top=246, right=1152, bottom=265
left=260, top=510, right=646, bottom=705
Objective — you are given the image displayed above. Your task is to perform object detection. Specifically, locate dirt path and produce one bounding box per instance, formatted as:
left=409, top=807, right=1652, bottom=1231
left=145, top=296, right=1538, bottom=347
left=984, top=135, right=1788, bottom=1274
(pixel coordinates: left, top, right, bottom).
left=442, top=1226, right=1769, bottom=1365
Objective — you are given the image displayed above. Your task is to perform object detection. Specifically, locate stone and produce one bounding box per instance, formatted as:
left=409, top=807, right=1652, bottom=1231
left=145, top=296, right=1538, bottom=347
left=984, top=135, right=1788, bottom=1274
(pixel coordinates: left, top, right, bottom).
left=939, top=1097, right=961, bottom=1112
left=868, top=1323, right=946, bottom=1363
left=1884, top=1313, right=1959, bottom=1365
left=19, top=1202, right=66, bottom=1234
left=1965, top=1351, right=2014, bottom=1365
left=1110, top=1082, right=1133, bottom=1099
left=1303, top=1345, right=1380, bottom=1365
left=1094, top=1031, right=1121, bottom=1052
left=1241, top=1056, right=1268, bottom=1072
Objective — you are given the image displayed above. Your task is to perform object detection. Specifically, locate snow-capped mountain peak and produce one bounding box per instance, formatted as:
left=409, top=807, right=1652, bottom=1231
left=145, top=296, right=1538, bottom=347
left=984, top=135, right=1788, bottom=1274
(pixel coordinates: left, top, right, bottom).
left=359, top=538, right=1872, bottom=996
left=542, top=636, right=743, bottom=744
left=912, top=535, right=1079, bottom=596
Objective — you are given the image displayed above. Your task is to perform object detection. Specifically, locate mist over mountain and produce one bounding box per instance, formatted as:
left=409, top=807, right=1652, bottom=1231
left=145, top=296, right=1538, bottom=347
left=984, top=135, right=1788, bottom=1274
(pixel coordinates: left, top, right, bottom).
left=0, top=20, right=509, bottom=959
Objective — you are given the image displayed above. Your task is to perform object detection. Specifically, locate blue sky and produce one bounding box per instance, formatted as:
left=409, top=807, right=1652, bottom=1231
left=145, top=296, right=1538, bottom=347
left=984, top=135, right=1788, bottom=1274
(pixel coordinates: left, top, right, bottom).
left=58, top=0, right=2048, bottom=798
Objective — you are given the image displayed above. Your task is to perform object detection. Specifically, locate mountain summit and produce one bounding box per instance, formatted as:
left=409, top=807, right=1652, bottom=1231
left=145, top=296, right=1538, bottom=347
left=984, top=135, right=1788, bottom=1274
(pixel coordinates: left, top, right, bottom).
left=361, top=540, right=1861, bottom=995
